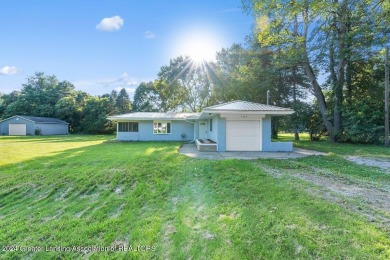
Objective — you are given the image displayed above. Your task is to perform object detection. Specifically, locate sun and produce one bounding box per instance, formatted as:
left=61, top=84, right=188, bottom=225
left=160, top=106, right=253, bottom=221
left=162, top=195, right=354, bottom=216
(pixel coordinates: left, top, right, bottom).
left=174, top=29, right=222, bottom=63
left=183, top=37, right=218, bottom=62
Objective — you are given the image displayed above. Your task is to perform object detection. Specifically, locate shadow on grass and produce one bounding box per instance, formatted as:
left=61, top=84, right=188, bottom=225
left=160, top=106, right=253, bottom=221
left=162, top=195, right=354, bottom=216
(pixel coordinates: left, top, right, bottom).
left=0, top=134, right=114, bottom=143
left=0, top=140, right=187, bottom=258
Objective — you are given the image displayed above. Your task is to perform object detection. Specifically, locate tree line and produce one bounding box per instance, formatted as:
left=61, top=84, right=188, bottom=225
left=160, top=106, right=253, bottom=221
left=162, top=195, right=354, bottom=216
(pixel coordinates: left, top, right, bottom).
left=1, top=0, right=389, bottom=142
left=0, top=72, right=131, bottom=134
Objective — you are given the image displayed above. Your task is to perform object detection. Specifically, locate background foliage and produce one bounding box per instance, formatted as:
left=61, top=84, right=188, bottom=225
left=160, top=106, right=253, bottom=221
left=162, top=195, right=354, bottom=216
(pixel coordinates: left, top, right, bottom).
left=1, top=1, right=389, bottom=142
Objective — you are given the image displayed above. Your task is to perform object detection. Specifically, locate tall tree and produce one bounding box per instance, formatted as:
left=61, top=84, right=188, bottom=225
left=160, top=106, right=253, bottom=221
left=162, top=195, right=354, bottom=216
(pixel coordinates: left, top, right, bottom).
left=244, top=0, right=388, bottom=142
left=157, top=56, right=215, bottom=112
left=3, top=72, right=75, bottom=118
left=115, top=88, right=132, bottom=114
left=0, top=91, right=20, bottom=118
left=81, top=97, right=114, bottom=134
left=133, top=82, right=160, bottom=112
left=55, top=96, right=79, bottom=132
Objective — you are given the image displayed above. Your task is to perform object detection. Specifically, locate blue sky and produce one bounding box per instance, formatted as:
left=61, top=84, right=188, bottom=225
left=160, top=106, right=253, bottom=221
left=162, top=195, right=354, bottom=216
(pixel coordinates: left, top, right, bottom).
left=0, top=0, right=253, bottom=98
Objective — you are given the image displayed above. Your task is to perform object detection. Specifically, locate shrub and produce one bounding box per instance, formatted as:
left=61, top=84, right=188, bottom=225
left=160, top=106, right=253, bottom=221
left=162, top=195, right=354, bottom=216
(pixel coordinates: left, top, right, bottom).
left=35, top=128, right=42, bottom=135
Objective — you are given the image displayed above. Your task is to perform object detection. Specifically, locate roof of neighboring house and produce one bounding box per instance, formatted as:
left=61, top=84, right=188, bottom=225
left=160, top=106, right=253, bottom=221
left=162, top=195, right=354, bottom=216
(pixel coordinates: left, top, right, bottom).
left=203, top=100, right=293, bottom=112
left=0, top=115, right=69, bottom=124
left=107, top=112, right=200, bottom=121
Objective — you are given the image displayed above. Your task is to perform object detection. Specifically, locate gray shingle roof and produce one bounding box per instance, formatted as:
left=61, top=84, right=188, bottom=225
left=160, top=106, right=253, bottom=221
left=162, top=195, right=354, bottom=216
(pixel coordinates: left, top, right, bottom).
left=203, top=100, right=293, bottom=111
left=19, top=116, right=69, bottom=124
left=108, top=112, right=200, bottom=120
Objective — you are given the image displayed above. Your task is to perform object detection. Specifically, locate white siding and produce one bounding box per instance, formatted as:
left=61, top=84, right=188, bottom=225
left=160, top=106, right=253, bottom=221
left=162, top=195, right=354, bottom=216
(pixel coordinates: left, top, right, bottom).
left=35, top=123, right=69, bottom=135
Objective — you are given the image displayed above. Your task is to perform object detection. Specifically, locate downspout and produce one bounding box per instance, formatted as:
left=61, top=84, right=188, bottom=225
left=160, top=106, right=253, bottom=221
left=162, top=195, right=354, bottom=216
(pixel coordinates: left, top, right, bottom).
left=116, top=121, right=119, bottom=140
left=267, top=90, right=270, bottom=105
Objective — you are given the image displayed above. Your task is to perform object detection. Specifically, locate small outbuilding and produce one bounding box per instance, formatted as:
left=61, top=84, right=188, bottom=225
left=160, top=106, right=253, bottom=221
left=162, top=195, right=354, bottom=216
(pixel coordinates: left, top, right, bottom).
left=0, top=116, right=69, bottom=136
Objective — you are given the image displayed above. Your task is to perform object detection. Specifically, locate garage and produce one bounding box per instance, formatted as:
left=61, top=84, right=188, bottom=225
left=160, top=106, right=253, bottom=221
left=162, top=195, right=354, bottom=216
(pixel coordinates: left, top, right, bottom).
left=9, top=124, right=27, bottom=135
left=0, top=116, right=69, bottom=136
left=226, top=120, right=261, bottom=151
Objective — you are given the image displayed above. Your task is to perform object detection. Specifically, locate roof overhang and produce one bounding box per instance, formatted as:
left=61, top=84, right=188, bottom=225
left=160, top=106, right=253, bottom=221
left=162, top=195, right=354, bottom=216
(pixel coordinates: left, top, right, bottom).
left=35, top=122, right=70, bottom=125
left=0, top=115, right=35, bottom=123
left=0, top=115, right=69, bottom=124
left=202, top=110, right=295, bottom=116
left=107, top=117, right=194, bottom=121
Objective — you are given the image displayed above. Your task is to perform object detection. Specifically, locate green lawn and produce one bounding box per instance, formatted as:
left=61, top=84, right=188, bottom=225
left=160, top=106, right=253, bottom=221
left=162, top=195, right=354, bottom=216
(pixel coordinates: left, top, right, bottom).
left=277, top=133, right=390, bottom=158
left=0, top=135, right=389, bottom=259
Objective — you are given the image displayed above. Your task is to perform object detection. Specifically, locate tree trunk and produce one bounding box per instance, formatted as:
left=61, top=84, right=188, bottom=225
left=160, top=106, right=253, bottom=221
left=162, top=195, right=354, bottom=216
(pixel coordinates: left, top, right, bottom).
left=329, top=27, right=343, bottom=142
left=345, top=9, right=353, bottom=106
left=292, top=66, right=299, bottom=141
left=292, top=15, right=300, bottom=141
left=303, top=61, right=335, bottom=141
left=302, top=2, right=335, bottom=141
left=272, top=117, right=279, bottom=139
left=333, top=0, right=347, bottom=141
left=346, top=60, right=352, bottom=105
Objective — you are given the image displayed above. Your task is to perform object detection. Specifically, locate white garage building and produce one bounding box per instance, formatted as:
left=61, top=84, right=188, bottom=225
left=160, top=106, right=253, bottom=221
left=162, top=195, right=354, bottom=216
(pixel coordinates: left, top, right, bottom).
left=0, top=116, right=69, bottom=136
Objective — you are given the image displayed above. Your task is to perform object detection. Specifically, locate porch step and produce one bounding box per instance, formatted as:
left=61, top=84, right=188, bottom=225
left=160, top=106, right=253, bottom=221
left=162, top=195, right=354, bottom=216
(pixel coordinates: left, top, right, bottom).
left=195, top=139, right=217, bottom=152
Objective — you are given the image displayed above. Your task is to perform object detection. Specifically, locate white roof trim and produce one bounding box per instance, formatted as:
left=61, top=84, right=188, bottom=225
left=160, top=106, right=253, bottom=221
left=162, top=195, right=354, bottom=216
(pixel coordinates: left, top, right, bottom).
left=203, top=100, right=294, bottom=112
left=204, top=110, right=294, bottom=115
left=0, top=115, right=35, bottom=123
left=107, top=112, right=200, bottom=121
left=108, top=117, right=193, bottom=121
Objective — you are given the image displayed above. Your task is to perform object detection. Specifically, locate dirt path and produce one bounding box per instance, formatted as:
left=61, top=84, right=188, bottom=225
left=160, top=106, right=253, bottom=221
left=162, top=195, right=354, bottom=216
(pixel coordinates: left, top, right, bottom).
left=255, top=163, right=390, bottom=230
left=345, top=156, right=390, bottom=174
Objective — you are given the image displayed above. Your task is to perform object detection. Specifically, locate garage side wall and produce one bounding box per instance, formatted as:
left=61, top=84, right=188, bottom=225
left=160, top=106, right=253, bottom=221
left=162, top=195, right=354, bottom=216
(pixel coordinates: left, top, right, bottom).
left=261, top=116, right=293, bottom=152
left=0, top=117, right=35, bottom=135
left=216, top=116, right=226, bottom=152
left=35, top=123, right=69, bottom=135
left=207, top=116, right=218, bottom=142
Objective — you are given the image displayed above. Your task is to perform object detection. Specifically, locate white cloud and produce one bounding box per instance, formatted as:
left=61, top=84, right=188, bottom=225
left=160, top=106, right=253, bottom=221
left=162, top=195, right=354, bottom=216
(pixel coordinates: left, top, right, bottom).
left=72, top=73, right=147, bottom=98
left=143, top=30, right=156, bottom=39
left=0, top=66, right=18, bottom=75
left=96, top=16, right=124, bottom=32
left=94, top=73, right=138, bottom=86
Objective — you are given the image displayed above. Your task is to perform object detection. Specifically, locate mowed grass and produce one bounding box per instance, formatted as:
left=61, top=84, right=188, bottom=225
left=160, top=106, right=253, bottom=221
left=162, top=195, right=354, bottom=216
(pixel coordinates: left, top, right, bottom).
left=0, top=135, right=389, bottom=259
left=277, top=133, right=390, bottom=158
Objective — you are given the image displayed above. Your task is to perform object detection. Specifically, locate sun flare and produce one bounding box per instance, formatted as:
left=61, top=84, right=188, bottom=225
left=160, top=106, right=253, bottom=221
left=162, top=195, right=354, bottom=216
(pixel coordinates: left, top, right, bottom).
left=175, top=29, right=221, bottom=63
left=184, top=37, right=218, bottom=62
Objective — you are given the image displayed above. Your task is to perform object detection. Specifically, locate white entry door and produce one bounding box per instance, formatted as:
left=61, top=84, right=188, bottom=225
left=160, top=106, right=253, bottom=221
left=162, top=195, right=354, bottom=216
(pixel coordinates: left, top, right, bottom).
left=198, top=121, right=208, bottom=139
left=9, top=124, right=27, bottom=135
left=226, top=120, right=261, bottom=151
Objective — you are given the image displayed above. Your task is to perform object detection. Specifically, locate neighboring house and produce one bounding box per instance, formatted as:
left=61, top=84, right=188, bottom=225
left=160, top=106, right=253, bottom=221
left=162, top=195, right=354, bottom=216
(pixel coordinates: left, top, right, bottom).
left=0, top=116, right=69, bottom=136
left=107, top=100, right=294, bottom=152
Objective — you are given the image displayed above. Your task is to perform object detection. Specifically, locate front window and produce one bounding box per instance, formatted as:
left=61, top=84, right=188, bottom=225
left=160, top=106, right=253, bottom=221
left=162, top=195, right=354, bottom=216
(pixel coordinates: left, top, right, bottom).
left=118, top=122, right=138, bottom=132
left=153, top=121, right=171, bottom=134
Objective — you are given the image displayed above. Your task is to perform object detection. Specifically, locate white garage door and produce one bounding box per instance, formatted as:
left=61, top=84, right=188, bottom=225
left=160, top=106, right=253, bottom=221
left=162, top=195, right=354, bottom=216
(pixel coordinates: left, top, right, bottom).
left=9, top=124, right=27, bottom=136
left=226, top=120, right=261, bottom=151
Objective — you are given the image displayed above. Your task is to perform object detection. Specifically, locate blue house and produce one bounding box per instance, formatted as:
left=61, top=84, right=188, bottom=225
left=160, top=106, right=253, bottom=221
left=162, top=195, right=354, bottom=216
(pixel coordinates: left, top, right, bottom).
left=107, top=100, right=294, bottom=152
left=0, top=116, right=69, bottom=136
